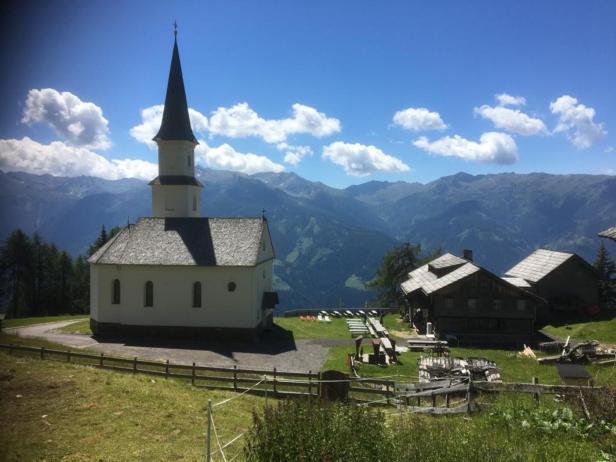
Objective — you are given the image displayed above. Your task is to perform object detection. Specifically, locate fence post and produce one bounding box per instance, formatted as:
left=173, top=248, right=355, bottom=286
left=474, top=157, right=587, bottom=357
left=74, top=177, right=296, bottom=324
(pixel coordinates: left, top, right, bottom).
left=206, top=398, right=212, bottom=462
left=133, top=357, right=137, bottom=374
left=308, top=370, right=312, bottom=396
left=387, top=382, right=391, bottom=405
left=446, top=393, right=450, bottom=408
left=264, top=375, right=268, bottom=408
left=233, top=365, right=238, bottom=392
left=532, top=377, right=540, bottom=404
left=317, top=371, right=322, bottom=397
left=40, top=347, right=45, bottom=359
left=273, top=368, right=277, bottom=394
left=192, top=362, right=196, bottom=386
left=99, top=353, right=104, bottom=367
left=165, top=360, right=170, bottom=379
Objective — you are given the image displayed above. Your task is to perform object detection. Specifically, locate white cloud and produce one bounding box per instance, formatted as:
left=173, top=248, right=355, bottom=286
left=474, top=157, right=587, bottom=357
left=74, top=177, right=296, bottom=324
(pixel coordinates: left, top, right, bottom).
left=322, top=141, right=410, bottom=177
left=276, top=142, right=313, bottom=166
left=22, top=88, right=111, bottom=150
left=413, top=132, right=518, bottom=164
left=0, top=137, right=157, bottom=180
left=208, top=103, right=340, bottom=143
left=474, top=105, right=547, bottom=136
left=130, top=104, right=209, bottom=149
left=550, top=95, right=606, bottom=149
left=605, top=146, right=615, bottom=154
left=495, top=93, right=526, bottom=107
left=392, top=107, right=447, bottom=132
left=195, top=140, right=284, bottom=174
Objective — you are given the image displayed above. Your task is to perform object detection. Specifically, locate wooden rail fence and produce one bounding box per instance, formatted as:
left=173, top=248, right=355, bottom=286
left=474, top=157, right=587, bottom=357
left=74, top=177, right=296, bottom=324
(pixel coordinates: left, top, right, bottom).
left=0, top=343, right=395, bottom=403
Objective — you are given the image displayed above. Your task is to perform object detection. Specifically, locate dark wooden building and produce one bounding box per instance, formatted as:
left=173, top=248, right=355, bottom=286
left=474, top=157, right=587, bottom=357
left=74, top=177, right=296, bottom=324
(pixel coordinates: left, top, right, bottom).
left=401, top=253, right=544, bottom=345
left=504, top=249, right=599, bottom=319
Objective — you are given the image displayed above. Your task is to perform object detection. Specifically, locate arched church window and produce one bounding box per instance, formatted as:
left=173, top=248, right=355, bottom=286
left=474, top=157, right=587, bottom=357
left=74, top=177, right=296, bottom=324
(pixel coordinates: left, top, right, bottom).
left=112, top=279, right=121, bottom=305
left=193, top=281, right=202, bottom=308
left=187, top=155, right=191, bottom=168
left=193, top=195, right=197, bottom=211
left=228, top=282, right=237, bottom=292
left=144, top=281, right=154, bottom=307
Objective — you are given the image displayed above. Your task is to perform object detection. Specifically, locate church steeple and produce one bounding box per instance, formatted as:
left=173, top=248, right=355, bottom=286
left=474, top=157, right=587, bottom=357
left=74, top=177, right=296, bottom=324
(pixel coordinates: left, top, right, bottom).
left=153, top=29, right=197, bottom=144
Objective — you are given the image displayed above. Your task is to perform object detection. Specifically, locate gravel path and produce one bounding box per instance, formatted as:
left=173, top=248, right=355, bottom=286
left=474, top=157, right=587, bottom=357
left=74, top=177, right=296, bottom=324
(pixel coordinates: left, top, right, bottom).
left=3, top=320, right=339, bottom=372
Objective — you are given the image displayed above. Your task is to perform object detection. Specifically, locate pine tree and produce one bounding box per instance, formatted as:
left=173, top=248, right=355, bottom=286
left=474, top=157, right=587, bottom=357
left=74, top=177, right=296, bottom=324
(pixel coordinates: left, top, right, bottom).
left=0, top=230, right=34, bottom=318
left=594, top=241, right=616, bottom=308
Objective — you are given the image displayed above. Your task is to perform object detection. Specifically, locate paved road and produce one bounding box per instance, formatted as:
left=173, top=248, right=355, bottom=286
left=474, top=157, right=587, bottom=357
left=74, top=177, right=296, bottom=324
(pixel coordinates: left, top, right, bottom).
left=3, top=320, right=346, bottom=372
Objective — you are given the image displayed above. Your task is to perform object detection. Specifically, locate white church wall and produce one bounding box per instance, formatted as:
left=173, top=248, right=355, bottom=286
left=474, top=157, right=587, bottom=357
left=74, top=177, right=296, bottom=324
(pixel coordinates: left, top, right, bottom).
left=151, top=184, right=201, bottom=217
left=157, top=140, right=196, bottom=176
left=92, top=264, right=262, bottom=329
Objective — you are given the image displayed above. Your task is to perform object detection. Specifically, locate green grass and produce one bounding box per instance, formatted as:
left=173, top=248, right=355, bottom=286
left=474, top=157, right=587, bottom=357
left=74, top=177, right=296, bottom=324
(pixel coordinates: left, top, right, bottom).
left=543, top=316, right=616, bottom=344
left=274, top=316, right=350, bottom=339
left=0, top=350, right=266, bottom=462
left=2, top=314, right=88, bottom=329
left=56, top=319, right=92, bottom=335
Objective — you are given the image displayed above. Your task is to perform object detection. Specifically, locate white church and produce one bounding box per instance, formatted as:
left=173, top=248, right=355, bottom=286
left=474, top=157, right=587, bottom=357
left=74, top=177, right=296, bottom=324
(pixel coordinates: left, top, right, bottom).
left=88, top=34, right=278, bottom=339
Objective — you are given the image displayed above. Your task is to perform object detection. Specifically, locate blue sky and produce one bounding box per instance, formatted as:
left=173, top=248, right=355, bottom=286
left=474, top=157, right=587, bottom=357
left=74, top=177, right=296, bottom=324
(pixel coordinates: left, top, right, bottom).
left=0, top=0, right=614, bottom=187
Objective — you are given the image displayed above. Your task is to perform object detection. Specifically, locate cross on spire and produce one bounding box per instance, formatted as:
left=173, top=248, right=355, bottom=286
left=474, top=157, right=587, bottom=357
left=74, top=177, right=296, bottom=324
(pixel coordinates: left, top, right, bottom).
left=173, top=20, right=178, bottom=39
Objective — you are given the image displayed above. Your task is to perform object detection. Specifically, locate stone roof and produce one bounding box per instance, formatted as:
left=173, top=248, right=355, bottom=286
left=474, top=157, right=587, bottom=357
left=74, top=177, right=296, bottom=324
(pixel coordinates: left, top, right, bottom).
left=88, top=217, right=269, bottom=266
left=401, top=253, right=480, bottom=296
left=599, top=225, right=616, bottom=241
left=501, top=276, right=532, bottom=288
left=504, top=249, right=574, bottom=283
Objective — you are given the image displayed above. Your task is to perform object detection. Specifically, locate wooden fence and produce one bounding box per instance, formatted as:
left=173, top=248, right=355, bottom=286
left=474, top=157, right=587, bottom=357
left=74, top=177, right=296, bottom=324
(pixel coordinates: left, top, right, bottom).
left=0, top=343, right=395, bottom=403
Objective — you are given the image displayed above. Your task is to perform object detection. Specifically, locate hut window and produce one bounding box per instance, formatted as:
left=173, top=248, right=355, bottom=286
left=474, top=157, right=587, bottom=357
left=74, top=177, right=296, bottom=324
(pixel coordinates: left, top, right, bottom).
left=493, top=299, right=503, bottom=311
left=444, top=298, right=454, bottom=309
left=467, top=298, right=477, bottom=312
left=111, top=279, right=121, bottom=305
left=228, top=282, right=237, bottom=292
left=193, top=282, right=202, bottom=308
left=144, top=281, right=154, bottom=307
left=516, top=299, right=526, bottom=311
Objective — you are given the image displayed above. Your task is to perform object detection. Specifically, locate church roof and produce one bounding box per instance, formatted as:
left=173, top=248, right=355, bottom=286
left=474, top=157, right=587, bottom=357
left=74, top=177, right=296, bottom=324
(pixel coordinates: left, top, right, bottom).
left=88, top=217, right=270, bottom=266
left=153, top=38, right=197, bottom=143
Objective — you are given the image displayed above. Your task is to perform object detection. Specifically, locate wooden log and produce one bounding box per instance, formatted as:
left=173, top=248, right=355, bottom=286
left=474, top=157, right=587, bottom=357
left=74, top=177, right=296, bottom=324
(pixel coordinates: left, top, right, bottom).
left=472, top=381, right=601, bottom=395
left=191, top=362, right=196, bottom=386
left=404, top=403, right=469, bottom=415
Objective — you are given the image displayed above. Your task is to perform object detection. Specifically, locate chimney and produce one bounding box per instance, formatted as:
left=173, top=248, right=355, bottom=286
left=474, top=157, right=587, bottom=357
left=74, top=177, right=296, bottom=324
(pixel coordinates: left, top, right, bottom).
left=463, top=249, right=473, bottom=261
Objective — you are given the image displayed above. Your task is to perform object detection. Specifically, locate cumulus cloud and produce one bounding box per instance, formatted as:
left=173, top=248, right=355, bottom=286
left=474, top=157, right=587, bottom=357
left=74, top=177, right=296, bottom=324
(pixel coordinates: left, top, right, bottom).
left=208, top=103, right=340, bottom=143
left=550, top=95, right=606, bottom=149
left=495, top=93, right=526, bottom=107
left=22, top=88, right=111, bottom=150
left=392, top=107, right=447, bottom=132
left=129, top=104, right=209, bottom=148
left=413, top=132, right=518, bottom=164
left=322, top=141, right=410, bottom=177
left=195, top=141, right=284, bottom=174
left=276, top=142, right=313, bottom=166
left=474, top=105, right=547, bottom=136
left=0, top=137, right=157, bottom=180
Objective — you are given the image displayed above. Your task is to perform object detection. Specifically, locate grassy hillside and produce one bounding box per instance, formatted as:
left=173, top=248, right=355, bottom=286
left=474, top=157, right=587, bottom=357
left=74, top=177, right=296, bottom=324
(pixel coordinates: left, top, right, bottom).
left=543, top=316, right=616, bottom=344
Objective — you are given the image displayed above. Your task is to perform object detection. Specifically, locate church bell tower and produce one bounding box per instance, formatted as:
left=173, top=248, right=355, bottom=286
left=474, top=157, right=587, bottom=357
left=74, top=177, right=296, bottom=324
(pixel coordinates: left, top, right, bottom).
left=150, top=28, right=202, bottom=218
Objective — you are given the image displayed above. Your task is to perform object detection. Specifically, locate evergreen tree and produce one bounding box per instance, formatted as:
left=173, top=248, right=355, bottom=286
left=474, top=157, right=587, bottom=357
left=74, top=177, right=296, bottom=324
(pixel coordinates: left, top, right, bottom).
left=0, top=230, right=34, bottom=318
left=594, top=241, right=616, bottom=307
left=73, top=256, right=90, bottom=313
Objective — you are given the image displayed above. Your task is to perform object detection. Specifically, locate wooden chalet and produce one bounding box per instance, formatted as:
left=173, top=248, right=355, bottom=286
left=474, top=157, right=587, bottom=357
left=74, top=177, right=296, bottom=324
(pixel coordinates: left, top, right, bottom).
left=400, top=251, right=545, bottom=345
left=504, top=249, right=599, bottom=319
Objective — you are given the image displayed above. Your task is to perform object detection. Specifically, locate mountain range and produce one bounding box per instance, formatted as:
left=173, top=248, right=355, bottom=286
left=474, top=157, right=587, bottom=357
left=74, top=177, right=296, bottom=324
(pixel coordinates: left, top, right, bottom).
left=1, top=168, right=615, bottom=310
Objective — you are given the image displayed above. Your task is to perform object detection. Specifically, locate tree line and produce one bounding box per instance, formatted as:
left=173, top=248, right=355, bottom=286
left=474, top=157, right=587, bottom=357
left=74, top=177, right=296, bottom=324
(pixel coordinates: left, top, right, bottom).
left=0, top=226, right=119, bottom=319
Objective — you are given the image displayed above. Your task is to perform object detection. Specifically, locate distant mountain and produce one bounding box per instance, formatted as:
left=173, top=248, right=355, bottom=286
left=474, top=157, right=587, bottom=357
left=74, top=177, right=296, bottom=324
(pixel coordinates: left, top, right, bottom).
left=1, top=168, right=615, bottom=310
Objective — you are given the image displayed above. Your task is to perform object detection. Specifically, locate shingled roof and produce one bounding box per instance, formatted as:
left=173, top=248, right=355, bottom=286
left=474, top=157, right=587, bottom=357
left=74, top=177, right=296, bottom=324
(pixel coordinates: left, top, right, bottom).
left=504, top=249, right=575, bottom=283
left=599, top=225, right=616, bottom=241
left=88, top=217, right=271, bottom=266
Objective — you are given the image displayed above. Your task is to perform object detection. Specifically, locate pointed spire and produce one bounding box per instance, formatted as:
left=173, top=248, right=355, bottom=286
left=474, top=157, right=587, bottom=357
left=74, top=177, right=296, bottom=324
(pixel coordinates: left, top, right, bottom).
left=153, top=26, right=197, bottom=143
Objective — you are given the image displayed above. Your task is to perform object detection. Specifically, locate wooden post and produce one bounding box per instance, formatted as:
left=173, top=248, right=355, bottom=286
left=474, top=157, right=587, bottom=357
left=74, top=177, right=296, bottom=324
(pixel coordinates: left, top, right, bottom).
left=431, top=393, right=436, bottom=408
left=40, top=347, right=45, bottom=359
left=317, top=372, right=322, bottom=397
left=532, top=377, right=540, bottom=404
left=233, top=365, right=238, bottom=392
left=387, top=383, right=391, bottom=404
left=264, top=375, right=269, bottom=408
left=191, top=362, right=196, bottom=386
left=206, top=399, right=212, bottom=462
left=99, top=353, right=104, bottom=367
left=273, top=368, right=277, bottom=394
left=133, top=357, right=137, bottom=374
left=165, top=360, right=170, bottom=379
left=446, top=393, right=450, bottom=408
left=308, top=370, right=312, bottom=396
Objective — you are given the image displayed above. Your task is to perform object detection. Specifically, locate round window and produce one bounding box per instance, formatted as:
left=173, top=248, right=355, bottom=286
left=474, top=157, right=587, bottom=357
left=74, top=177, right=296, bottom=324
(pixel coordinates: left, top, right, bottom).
left=228, top=282, right=237, bottom=292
